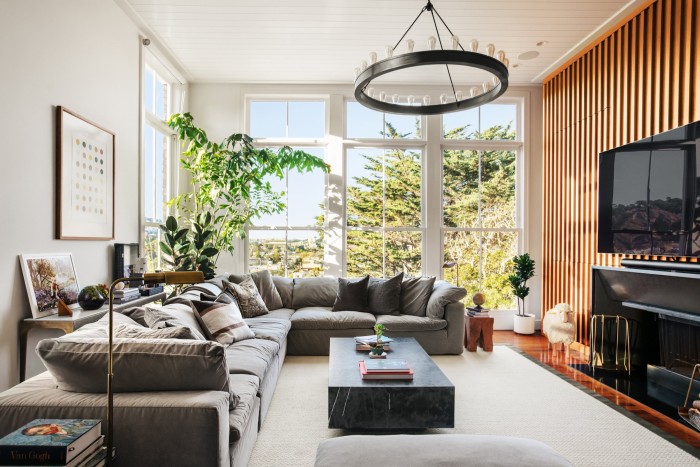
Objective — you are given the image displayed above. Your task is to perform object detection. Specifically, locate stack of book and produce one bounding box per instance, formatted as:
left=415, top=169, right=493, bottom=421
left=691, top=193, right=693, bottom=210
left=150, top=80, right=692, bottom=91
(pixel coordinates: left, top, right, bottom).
left=467, top=306, right=490, bottom=318
left=0, top=419, right=106, bottom=466
left=354, top=335, right=394, bottom=351
left=113, top=287, right=141, bottom=304
left=140, top=285, right=164, bottom=296
left=359, top=359, right=414, bottom=380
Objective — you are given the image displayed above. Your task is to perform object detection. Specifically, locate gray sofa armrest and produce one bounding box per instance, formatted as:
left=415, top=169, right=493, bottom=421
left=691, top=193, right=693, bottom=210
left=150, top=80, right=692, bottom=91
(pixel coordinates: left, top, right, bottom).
left=443, top=301, right=466, bottom=354
left=0, top=372, right=230, bottom=467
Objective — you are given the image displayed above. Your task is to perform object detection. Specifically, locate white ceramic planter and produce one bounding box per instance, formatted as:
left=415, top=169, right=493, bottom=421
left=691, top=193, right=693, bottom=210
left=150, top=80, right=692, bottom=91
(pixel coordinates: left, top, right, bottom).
left=513, top=314, right=536, bottom=335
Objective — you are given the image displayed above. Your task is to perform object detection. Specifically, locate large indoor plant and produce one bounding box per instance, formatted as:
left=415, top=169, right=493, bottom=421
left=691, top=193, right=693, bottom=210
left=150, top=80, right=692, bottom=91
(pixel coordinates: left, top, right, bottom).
left=507, top=253, right=536, bottom=334
left=160, top=112, right=329, bottom=278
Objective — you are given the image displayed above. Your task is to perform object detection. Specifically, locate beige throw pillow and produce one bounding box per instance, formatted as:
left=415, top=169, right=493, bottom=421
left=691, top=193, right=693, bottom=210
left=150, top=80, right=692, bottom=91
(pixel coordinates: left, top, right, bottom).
left=224, top=278, right=269, bottom=318
left=190, top=300, right=255, bottom=345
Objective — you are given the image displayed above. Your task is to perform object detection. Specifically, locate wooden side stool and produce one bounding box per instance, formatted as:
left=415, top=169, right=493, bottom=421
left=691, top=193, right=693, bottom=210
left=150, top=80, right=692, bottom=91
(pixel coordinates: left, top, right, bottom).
left=465, top=314, right=494, bottom=352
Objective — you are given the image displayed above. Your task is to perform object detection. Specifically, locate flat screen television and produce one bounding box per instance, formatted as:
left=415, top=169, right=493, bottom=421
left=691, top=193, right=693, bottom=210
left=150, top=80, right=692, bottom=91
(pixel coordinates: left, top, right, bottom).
left=598, top=120, right=700, bottom=257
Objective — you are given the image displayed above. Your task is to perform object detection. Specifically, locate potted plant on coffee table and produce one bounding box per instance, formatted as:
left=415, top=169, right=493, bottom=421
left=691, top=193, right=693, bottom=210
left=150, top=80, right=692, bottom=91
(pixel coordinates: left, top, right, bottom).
left=370, top=323, right=387, bottom=358
left=507, top=253, right=536, bottom=335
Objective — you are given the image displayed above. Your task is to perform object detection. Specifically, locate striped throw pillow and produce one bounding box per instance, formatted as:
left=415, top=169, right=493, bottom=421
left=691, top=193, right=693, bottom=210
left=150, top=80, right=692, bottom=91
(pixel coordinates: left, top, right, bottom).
left=190, top=300, right=255, bottom=345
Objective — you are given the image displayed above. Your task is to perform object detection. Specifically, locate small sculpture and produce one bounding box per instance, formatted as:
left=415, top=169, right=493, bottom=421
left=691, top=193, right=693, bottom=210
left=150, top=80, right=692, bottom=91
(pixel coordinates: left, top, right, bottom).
left=56, top=299, right=73, bottom=317
left=542, top=303, right=576, bottom=356
left=472, top=292, right=486, bottom=310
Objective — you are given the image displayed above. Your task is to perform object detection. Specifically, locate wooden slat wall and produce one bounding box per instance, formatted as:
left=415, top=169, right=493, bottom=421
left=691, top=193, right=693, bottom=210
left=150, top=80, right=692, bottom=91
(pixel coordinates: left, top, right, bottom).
left=542, top=0, right=700, bottom=346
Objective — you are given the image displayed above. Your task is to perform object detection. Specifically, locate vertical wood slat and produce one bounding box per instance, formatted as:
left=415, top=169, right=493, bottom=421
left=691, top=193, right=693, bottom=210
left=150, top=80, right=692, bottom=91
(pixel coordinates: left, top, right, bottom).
left=541, top=0, right=698, bottom=346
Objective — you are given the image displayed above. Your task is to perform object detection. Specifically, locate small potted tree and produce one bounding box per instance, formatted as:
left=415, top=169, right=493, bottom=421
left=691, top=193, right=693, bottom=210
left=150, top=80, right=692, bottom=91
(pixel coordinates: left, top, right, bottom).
left=370, top=323, right=387, bottom=358
left=507, top=253, right=536, bottom=335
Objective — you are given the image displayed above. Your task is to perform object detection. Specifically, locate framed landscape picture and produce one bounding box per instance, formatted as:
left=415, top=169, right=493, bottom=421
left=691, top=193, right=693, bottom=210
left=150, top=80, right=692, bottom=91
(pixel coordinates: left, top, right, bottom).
left=19, top=253, right=81, bottom=318
left=56, top=106, right=115, bottom=240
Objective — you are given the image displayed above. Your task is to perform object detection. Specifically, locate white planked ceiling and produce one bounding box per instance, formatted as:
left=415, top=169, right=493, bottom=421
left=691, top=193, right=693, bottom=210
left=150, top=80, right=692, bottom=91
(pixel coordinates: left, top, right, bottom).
left=118, top=0, right=641, bottom=85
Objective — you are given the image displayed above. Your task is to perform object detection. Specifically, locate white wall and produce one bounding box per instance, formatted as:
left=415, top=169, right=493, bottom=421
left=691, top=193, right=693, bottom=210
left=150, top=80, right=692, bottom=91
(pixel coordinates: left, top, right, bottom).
left=0, top=0, right=141, bottom=390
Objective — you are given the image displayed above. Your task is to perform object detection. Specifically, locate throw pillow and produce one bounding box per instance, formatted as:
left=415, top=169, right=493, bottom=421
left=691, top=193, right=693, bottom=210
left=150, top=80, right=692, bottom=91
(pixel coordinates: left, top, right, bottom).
left=332, top=275, right=370, bottom=312
left=143, top=305, right=207, bottom=340
left=271, top=276, right=294, bottom=308
left=292, top=277, right=338, bottom=308
left=229, top=270, right=284, bottom=311
left=224, top=278, right=269, bottom=318
left=200, top=291, right=235, bottom=304
left=426, top=280, right=468, bottom=319
left=190, top=300, right=255, bottom=345
left=114, top=323, right=199, bottom=340
left=400, top=276, right=436, bottom=317
left=368, top=272, right=404, bottom=315
left=117, top=305, right=148, bottom=326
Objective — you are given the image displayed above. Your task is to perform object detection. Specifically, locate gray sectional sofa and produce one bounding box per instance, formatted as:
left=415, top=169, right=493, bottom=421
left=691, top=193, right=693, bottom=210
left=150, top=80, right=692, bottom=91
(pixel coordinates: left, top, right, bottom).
left=0, top=274, right=466, bottom=467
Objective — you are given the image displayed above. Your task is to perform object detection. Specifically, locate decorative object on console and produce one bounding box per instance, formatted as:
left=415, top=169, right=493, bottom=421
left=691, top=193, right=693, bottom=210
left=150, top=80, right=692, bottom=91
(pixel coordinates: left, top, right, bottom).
left=56, top=299, right=73, bottom=317
left=353, top=0, right=508, bottom=115
left=472, top=292, right=485, bottom=309
left=105, top=271, right=204, bottom=466
left=507, top=253, right=536, bottom=335
left=56, top=106, right=114, bottom=240
left=542, top=303, right=576, bottom=356
left=19, top=253, right=80, bottom=319
left=678, top=364, right=700, bottom=432
left=77, top=285, right=107, bottom=311
left=113, top=243, right=139, bottom=282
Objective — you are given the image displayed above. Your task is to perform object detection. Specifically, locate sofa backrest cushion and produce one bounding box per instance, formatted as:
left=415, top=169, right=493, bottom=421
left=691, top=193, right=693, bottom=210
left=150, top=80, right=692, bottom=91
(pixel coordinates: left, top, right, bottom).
left=292, top=277, right=338, bottom=308
left=426, top=280, right=467, bottom=319
left=368, top=273, right=403, bottom=315
left=229, top=270, right=284, bottom=311
left=332, top=276, right=370, bottom=312
left=400, top=276, right=436, bottom=316
left=36, top=337, right=236, bottom=405
left=114, top=322, right=201, bottom=340
left=272, top=276, right=294, bottom=309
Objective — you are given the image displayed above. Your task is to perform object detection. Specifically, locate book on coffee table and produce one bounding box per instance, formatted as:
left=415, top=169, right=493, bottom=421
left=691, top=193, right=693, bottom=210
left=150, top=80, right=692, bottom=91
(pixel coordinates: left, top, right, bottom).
left=358, top=361, right=414, bottom=380
left=363, top=359, right=411, bottom=372
left=354, top=335, right=394, bottom=345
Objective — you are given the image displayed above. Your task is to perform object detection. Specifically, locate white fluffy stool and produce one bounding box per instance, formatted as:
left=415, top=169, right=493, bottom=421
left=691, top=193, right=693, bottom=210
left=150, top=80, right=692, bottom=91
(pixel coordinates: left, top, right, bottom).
left=542, top=303, right=576, bottom=356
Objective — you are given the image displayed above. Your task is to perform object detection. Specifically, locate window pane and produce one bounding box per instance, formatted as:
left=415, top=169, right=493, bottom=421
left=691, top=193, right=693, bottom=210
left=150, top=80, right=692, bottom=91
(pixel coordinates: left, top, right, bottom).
left=480, top=104, right=517, bottom=140
left=252, top=174, right=287, bottom=227
left=386, top=231, right=421, bottom=278
left=144, top=68, right=154, bottom=115
left=346, top=102, right=383, bottom=139
left=347, top=148, right=383, bottom=227
left=288, top=148, right=325, bottom=227
left=384, top=114, right=421, bottom=139
left=155, top=75, right=168, bottom=120
left=144, top=226, right=161, bottom=272
left=288, top=101, right=325, bottom=138
left=481, top=231, right=518, bottom=310
left=250, top=101, right=286, bottom=138
left=443, top=108, right=479, bottom=139
left=144, top=126, right=155, bottom=222
left=154, top=130, right=167, bottom=223
left=480, top=150, right=516, bottom=228
left=249, top=230, right=286, bottom=276
left=443, top=231, right=480, bottom=293
left=287, top=230, right=324, bottom=277
left=443, top=149, right=479, bottom=227
left=346, top=230, right=383, bottom=277
left=384, top=149, right=421, bottom=227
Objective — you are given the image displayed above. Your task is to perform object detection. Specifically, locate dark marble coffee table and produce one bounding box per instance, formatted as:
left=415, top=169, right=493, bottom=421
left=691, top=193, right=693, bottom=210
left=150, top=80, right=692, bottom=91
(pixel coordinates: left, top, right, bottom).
left=327, top=337, right=455, bottom=430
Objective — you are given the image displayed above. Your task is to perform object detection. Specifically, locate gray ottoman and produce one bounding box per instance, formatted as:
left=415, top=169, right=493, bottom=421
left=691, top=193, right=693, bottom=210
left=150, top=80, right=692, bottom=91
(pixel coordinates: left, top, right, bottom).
left=315, top=434, right=573, bottom=467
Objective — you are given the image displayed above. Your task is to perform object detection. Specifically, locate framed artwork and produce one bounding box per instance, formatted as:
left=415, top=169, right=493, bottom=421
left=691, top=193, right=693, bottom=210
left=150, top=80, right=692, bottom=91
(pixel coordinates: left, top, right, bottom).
left=56, top=106, right=115, bottom=240
left=19, top=253, right=81, bottom=318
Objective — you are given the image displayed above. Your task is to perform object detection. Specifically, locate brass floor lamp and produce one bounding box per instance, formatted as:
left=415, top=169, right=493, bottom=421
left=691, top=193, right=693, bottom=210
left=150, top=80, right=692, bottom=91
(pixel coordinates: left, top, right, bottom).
left=105, top=271, right=204, bottom=465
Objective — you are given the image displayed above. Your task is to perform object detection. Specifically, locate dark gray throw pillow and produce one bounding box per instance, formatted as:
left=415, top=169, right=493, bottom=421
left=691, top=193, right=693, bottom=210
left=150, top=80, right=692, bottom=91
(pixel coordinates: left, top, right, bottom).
left=400, top=276, right=436, bottom=317
left=368, top=272, right=404, bottom=315
left=332, top=276, right=370, bottom=312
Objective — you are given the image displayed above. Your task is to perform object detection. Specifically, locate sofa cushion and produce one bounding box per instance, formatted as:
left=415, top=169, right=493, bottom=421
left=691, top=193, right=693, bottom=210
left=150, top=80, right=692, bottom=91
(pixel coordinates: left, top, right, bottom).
left=224, top=278, right=269, bottom=318
left=230, top=270, right=284, bottom=311
left=190, top=300, right=256, bottom=345
left=426, top=280, right=467, bottom=319
left=114, top=323, right=200, bottom=340
left=332, top=276, right=370, bottom=312
left=291, top=307, right=376, bottom=330
left=272, top=276, right=294, bottom=309
left=368, top=273, right=403, bottom=315
left=143, top=304, right=207, bottom=340
left=375, top=314, right=447, bottom=332
left=228, top=374, right=260, bottom=442
left=400, top=276, right=435, bottom=317
left=225, top=338, right=280, bottom=379
left=117, top=305, right=148, bottom=326
left=292, top=277, right=337, bottom=308
left=265, top=308, right=295, bottom=320
left=245, top=316, right=292, bottom=345
left=36, top=337, right=233, bottom=400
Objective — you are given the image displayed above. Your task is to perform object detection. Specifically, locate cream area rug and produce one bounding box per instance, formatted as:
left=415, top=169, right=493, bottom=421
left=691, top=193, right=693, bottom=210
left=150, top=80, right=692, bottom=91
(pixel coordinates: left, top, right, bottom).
left=249, top=346, right=700, bottom=466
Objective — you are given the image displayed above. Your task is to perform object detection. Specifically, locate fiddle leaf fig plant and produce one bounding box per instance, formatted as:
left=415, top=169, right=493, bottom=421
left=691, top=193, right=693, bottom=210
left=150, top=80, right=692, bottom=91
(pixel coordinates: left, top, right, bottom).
left=161, top=112, right=329, bottom=279
left=507, top=253, right=535, bottom=316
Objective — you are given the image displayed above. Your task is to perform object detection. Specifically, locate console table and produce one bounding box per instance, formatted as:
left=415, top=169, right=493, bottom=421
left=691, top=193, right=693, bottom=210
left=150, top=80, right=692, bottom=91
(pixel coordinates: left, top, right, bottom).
left=19, top=292, right=166, bottom=381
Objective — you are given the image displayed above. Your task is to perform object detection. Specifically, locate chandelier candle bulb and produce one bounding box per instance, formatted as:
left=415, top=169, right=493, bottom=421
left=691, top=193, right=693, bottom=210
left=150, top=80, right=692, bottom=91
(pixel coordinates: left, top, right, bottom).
left=428, top=36, right=437, bottom=50
left=408, top=95, right=415, bottom=105
left=483, top=82, right=490, bottom=92
left=497, top=50, right=506, bottom=62
left=440, top=93, right=447, bottom=104
left=369, top=51, right=377, bottom=64
left=367, top=87, right=375, bottom=98
left=360, top=60, right=367, bottom=71
left=392, top=94, right=399, bottom=104
left=503, top=58, right=510, bottom=68
left=452, top=35, right=460, bottom=50
left=354, top=67, right=360, bottom=79
left=406, top=38, right=415, bottom=53
left=492, top=76, right=500, bottom=86
left=487, top=43, right=496, bottom=56
left=385, top=45, right=393, bottom=58
left=469, top=39, right=479, bottom=52
left=470, top=86, right=479, bottom=97
left=379, top=91, right=386, bottom=102
left=423, top=95, right=431, bottom=105
left=456, top=90, right=463, bottom=101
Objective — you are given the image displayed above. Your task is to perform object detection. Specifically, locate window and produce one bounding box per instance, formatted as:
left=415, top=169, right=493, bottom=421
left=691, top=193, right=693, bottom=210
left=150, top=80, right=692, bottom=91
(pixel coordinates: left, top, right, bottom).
left=247, top=100, right=327, bottom=277
left=442, top=103, right=520, bottom=309
left=141, top=59, right=180, bottom=272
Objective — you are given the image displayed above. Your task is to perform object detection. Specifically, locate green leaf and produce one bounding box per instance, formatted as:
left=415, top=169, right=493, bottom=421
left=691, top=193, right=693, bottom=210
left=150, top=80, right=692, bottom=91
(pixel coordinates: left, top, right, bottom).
left=201, top=247, right=218, bottom=257
left=165, top=216, right=178, bottom=232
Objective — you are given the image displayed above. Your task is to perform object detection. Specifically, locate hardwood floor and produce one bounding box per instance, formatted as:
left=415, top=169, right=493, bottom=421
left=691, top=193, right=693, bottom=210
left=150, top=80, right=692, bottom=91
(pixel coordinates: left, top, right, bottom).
left=495, top=330, right=700, bottom=450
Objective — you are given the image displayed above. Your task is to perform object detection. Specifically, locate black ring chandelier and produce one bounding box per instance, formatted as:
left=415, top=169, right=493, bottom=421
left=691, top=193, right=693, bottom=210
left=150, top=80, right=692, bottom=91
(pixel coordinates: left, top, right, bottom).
left=353, top=0, right=509, bottom=115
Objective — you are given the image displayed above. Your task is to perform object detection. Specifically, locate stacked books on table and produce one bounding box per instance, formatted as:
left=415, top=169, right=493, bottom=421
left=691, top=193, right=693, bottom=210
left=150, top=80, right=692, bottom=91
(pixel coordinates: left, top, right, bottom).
left=0, top=419, right=106, bottom=466
left=467, top=307, right=490, bottom=318
left=359, top=359, right=414, bottom=380
left=113, top=287, right=141, bottom=304
left=354, top=335, right=394, bottom=351
left=140, top=285, right=164, bottom=297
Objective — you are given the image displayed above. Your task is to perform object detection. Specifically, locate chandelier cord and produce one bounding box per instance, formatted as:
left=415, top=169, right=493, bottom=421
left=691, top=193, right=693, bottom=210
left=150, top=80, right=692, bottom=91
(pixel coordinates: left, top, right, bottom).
left=392, top=4, right=428, bottom=51
left=428, top=6, right=457, bottom=102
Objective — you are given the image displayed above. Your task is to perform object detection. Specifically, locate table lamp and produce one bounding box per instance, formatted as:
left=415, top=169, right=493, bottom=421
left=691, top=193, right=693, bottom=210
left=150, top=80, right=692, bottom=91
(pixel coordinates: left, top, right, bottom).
left=105, top=271, right=204, bottom=465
